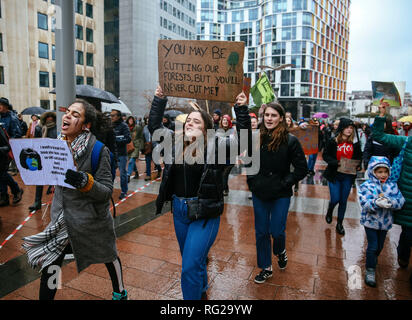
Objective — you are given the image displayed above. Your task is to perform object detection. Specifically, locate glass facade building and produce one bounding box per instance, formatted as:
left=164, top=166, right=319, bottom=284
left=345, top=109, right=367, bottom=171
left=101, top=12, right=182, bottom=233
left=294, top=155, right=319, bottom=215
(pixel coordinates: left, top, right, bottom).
left=196, top=0, right=351, bottom=118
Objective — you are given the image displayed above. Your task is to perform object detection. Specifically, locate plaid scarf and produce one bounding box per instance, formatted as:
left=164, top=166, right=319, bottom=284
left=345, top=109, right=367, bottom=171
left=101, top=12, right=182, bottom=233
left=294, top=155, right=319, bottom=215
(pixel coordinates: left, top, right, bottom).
left=22, top=131, right=91, bottom=271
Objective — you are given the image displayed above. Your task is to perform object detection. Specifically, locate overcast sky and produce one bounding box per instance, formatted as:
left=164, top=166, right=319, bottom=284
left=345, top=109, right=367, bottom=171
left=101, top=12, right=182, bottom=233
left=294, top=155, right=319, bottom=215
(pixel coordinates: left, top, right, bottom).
left=348, top=0, right=412, bottom=93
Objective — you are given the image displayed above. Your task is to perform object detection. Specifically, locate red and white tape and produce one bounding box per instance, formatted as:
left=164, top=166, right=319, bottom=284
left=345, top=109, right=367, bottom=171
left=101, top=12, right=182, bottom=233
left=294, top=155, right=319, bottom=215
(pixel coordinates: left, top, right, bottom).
left=0, top=172, right=161, bottom=253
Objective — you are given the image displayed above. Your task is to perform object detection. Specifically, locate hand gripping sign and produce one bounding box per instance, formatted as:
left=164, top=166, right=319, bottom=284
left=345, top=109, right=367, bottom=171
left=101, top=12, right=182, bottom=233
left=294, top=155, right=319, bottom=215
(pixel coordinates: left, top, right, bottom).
left=9, top=138, right=76, bottom=189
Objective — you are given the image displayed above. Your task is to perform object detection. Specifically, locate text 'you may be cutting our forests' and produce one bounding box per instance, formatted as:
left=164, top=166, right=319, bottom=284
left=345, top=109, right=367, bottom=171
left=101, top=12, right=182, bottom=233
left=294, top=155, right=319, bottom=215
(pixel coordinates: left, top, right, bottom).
left=158, top=40, right=245, bottom=103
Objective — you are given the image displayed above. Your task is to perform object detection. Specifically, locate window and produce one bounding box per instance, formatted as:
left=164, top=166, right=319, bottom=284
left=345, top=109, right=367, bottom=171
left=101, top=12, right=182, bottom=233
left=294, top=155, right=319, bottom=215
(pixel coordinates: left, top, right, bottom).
left=282, top=27, right=296, bottom=40
left=273, top=0, right=287, bottom=13
left=75, top=0, right=83, bottom=14
left=52, top=45, right=55, bottom=60
left=249, top=8, right=258, bottom=20
left=75, top=25, right=83, bottom=40
left=38, top=12, right=48, bottom=30
left=76, top=50, right=84, bottom=65
left=39, top=71, right=49, bottom=87
left=232, top=10, right=244, bottom=22
left=40, top=100, right=50, bottom=110
left=0, top=33, right=2, bottom=51
left=86, top=3, right=93, bottom=17
left=86, top=28, right=93, bottom=42
left=293, top=0, right=308, bottom=10
left=86, top=53, right=93, bottom=66
left=86, top=77, right=94, bottom=86
left=282, top=13, right=297, bottom=26
left=53, top=72, right=56, bottom=88
left=76, top=76, right=84, bottom=85
left=0, top=66, right=4, bottom=84
left=38, top=42, right=49, bottom=59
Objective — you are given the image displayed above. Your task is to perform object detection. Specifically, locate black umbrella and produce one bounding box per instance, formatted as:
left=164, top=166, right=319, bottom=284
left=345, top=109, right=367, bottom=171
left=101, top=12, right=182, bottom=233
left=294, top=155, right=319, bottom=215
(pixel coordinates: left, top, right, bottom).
left=21, top=106, right=47, bottom=115
left=164, top=109, right=183, bottom=120
left=50, top=85, right=120, bottom=104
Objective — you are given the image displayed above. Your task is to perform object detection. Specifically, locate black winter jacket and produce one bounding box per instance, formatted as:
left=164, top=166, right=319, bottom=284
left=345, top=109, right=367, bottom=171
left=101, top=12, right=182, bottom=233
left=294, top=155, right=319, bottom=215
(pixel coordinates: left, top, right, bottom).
left=322, top=137, right=362, bottom=182
left=362, top=137, right=399, bottom=168
left=247, top=133, right=308, bottom=201
left=113, top=120, right=131, bottom=156
left=0, top=125, right=11, bottom=172
left=148, top=95, right=251, bottom=216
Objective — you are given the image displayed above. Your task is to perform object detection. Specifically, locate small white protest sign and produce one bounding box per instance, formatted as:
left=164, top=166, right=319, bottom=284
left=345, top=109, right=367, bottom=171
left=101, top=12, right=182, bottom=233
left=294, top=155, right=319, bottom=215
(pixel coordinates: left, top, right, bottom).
left=9, top=138, right=76, bottom=189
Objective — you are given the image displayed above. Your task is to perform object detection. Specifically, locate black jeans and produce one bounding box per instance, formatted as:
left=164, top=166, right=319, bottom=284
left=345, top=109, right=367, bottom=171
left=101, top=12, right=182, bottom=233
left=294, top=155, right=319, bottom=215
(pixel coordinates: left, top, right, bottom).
left=39, top=245, right=124, bottom=300
left=398, top=226, right=412, bottom=263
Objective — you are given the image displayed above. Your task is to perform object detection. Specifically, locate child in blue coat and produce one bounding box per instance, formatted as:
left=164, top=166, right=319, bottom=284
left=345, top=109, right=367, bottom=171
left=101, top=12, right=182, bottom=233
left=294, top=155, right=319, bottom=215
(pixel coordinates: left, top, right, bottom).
left=358, top=156, right=405, bottom=287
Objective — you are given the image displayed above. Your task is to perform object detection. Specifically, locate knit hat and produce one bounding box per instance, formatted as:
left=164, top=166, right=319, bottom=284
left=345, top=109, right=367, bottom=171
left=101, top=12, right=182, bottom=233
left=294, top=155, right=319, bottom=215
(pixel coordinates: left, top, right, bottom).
left=213, top=109, right=222, bottom=116
left=336, top=118, right=355, bottom=134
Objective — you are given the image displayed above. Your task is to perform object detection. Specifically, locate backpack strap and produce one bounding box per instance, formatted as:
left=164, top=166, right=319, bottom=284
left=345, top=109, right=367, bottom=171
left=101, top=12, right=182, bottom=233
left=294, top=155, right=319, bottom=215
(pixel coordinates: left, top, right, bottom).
left=91, top=140, right=104, bottom=176
left=91, top=140, right=117, bottom=218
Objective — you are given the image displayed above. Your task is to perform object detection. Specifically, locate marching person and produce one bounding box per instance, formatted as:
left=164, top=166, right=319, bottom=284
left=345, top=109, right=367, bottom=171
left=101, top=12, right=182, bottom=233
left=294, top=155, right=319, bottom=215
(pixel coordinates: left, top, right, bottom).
left=22, top=99, right=127, bottom=300
left=358, top=156, right=405, bottom=287
left=373, top=101, right=412, bottom=290
left=323, top=118, right=362, bottom=235
left=247, top=102, right=308, bottom=284
left=143, top=116, right=162, bottom=181
left=149, top=85, right=251, bottom=300
left=27, top=114, right=41, bottom=138
left=126, top=116, right=144, bottom=182
left=217, top=114, right=235, bottom=196
left=110, top=109, right=131, bottom=199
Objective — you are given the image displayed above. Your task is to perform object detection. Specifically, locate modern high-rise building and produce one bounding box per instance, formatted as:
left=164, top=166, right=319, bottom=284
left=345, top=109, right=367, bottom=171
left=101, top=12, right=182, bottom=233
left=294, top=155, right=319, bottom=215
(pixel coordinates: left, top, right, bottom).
left=196, top=0, right=351, bottom=118
left=118, top=0, right=197, bottom=116
left=0, top=0, right=105, bottom=113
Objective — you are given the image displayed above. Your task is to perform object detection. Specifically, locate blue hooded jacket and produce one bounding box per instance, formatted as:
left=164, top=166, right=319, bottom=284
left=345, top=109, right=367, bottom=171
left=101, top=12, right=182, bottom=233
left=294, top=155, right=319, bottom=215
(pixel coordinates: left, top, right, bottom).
left=358, top=156, right=405, bottom=230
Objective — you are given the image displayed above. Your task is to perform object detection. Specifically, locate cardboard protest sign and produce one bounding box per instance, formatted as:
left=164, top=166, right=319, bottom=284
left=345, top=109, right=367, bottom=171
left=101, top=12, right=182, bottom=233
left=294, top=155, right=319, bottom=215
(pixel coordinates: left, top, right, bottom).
left=337, top=158, right=361, bottom=175
left=250, top=73, right=275, bottom=109
left=289, top=125, right=318, bottom=155
left=9, top=138, right=76, bottom=188
left=158, top=40, right=245, bottom=103
left=372, top=81, right=405, bottom=107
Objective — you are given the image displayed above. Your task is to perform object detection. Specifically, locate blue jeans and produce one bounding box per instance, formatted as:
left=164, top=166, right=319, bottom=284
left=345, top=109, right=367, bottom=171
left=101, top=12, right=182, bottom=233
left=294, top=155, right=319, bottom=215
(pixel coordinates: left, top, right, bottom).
left=0, top=171, right=20, bottom=195
left=328, top=173, right=353, bottom=222
left=127, top=157, right=138, bottom=176
left=252, top=195, right=291, bottom=269
left=398, top=226, right=412, bottom=263
left=172, top=195, right=220, bottom=300
left=145, top=153, right=161, bottom=176
left=364, top=227, right=388, bottom=269
left=307, top=153, right=318, bottom=172
left=117, top=155, right=128, bottom=194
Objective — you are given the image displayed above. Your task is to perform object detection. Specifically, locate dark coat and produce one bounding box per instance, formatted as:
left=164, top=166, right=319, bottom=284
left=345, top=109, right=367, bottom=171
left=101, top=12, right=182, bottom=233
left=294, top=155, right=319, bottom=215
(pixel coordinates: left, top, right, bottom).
left=322, top=137, right=362, bottom=182
left=148, top=95, right=251, bottom=216
left=0, top=125, right=11, bottom=172
left=363, top=137, right=399, bottom=168
left=113, top=120, right=131, bottom=156
left=247, top=134, right=308, bottom=201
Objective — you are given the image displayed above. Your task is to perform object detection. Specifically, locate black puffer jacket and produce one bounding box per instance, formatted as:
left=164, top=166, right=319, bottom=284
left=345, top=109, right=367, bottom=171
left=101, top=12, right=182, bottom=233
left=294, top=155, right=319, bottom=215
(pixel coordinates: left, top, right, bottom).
left=149, top=95, right=251, bottom=216
left=247, top=134, right=308, bottom=201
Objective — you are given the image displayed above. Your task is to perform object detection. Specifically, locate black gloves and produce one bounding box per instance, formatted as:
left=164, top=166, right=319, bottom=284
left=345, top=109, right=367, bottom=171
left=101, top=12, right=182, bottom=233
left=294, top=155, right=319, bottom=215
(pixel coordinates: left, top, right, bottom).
left=65, top=169, right=89, bottom=189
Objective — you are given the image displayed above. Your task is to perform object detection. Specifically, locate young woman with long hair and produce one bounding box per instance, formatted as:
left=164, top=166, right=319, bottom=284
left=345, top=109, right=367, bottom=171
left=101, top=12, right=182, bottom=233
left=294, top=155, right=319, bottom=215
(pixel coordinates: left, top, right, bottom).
left=149, top=86, right=250, bottom=300
left=247, top=102, right=308, bottom=284
left=323, top=118, right=362, bottom=235
left=22, top=99, right=127, bottom=300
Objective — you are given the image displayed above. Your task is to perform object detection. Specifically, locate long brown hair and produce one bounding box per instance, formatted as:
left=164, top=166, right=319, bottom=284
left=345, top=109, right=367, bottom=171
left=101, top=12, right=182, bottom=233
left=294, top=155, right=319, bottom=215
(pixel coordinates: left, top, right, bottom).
left=260, top=102, right=289, bottom=152
left=336, top=128, right=355, bottom=144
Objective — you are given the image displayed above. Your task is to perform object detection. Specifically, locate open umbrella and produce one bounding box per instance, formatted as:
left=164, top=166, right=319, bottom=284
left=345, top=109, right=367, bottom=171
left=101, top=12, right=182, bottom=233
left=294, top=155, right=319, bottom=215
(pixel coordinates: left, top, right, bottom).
left=21, top=106, right=47, bottom=115
left=399, top=116, right=412, bottom=123
left=50, top=85, right=120, bottom=104
left=313, top=112, right=329, bottom=119
left=101, top=100, right=132, bottom=114
left=164, top=109, right=183, bottom=120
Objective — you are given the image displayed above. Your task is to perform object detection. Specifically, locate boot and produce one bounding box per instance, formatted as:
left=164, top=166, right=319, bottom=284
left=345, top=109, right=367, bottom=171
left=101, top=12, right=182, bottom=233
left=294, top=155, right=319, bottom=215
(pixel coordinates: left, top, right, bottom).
left=336, top=221, right=345, bottom=235
left=0, top=193, right=9, bottom=207
left=325, top=203, right=334, bottom=224
left=29, top=186, right=43, bottom=211
left=365, top=268, right=376, bottom=287
left=12, top=188, right=24, bottom=205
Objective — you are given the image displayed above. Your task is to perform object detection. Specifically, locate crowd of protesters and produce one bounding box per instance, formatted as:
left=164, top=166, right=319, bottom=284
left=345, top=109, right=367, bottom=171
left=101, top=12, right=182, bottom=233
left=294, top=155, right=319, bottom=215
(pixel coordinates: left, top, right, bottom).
left=1, top=91, right=412, bottom=300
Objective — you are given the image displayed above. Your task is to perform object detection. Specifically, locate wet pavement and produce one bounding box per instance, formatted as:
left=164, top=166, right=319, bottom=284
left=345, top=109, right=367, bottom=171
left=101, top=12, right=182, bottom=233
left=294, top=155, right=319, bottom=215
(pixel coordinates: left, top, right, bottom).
left=0, top=155, right=411, bottom=300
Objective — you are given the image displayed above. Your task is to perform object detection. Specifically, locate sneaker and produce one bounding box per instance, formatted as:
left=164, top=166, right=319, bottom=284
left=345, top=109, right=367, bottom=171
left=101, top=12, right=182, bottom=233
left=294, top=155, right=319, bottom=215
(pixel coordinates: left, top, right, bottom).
left=365, top=268, right=376, bottom=287
left=112, top=289, right=128, bottom=300
left=398, top=258, right=409, bottom=269
left=336, top=222, right=345, bottom=235
left=277, top=250, right=288, bottom=270
left=133, top=173, right=139, bottom=179
left=254, top=269, right=273, bottom=284
left=12, top=189, right=24, bottom=205
left=119, top=193, right=127, bottom=200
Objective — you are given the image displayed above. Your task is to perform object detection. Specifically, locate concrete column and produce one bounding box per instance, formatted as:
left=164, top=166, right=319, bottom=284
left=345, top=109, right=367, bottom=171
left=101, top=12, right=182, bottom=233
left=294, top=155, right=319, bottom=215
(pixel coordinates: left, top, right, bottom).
left=297, top=100, right=303, bottom=119
left=55, top=0, right=75, bottom=134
